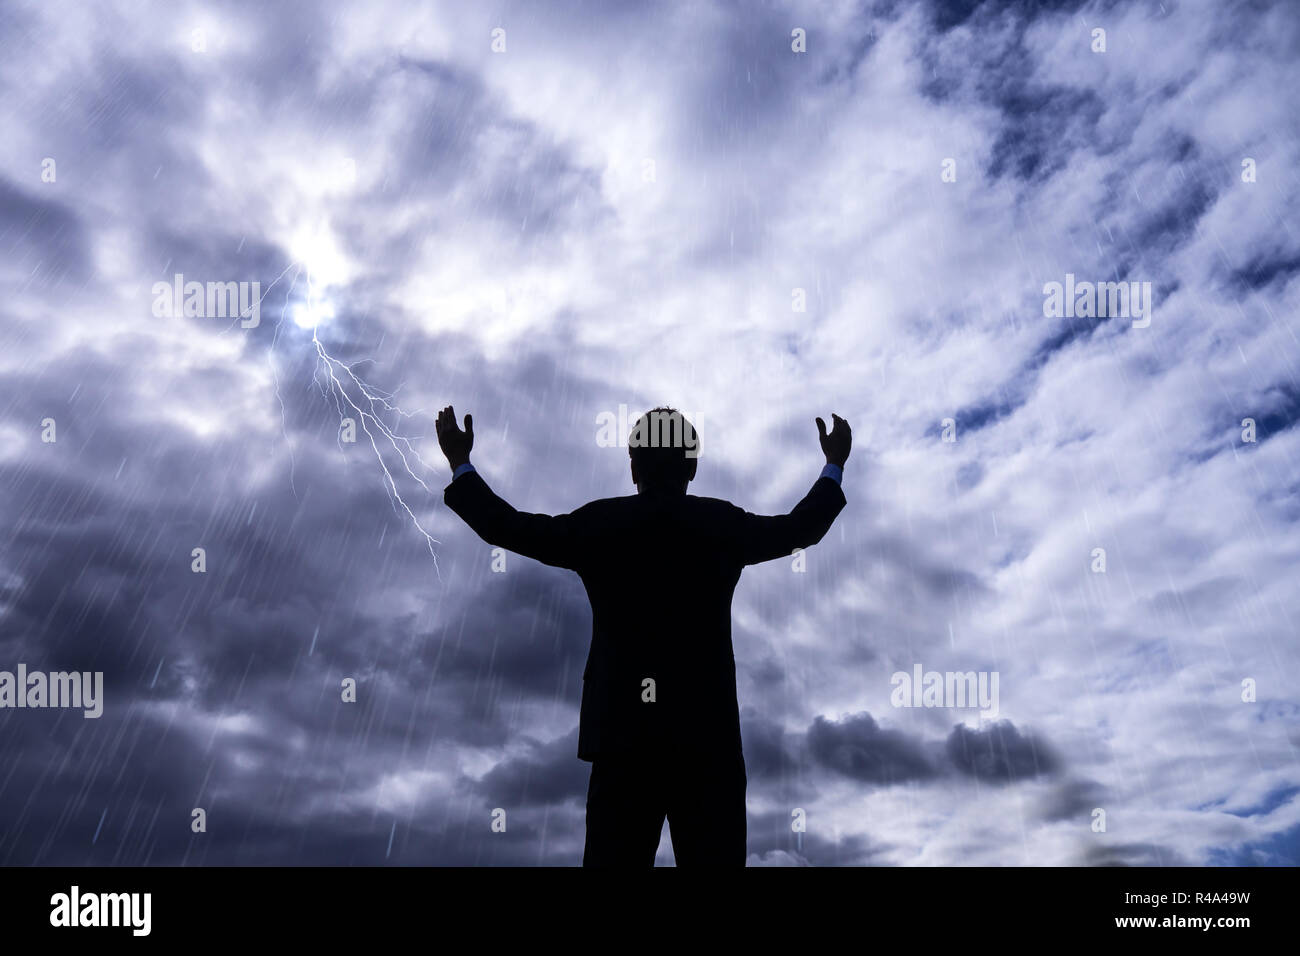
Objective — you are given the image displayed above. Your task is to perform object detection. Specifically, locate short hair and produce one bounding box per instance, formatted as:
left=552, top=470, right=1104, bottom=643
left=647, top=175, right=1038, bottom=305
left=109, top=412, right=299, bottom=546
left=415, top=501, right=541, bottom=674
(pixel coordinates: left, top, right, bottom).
left=628, top=407, right=699, bottom=486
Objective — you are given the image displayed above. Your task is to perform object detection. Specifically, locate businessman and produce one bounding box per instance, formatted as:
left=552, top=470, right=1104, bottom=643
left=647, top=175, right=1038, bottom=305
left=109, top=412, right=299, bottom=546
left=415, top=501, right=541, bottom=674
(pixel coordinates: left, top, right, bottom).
left=435, top=405, right=850, bottom=866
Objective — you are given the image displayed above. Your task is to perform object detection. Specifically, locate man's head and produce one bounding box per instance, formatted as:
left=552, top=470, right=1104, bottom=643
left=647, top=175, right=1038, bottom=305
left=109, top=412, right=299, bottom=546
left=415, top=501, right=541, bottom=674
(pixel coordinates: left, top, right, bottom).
left=628, top=407, right=699, bottom=494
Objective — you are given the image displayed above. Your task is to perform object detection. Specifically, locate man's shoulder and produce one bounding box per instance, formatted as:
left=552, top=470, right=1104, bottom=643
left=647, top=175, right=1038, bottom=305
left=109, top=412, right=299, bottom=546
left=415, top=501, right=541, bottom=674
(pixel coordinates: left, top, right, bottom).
left=571, top=494, right=637, bottom=515
left=685, top=493, right=742, bottom=513
left=576, top=493, right=738, bottom=514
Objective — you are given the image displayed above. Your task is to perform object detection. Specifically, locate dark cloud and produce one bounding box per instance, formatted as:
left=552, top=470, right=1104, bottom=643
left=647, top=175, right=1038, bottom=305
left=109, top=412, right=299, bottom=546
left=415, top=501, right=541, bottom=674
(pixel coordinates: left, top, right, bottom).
left=472, top=727, right=587, bottom=808
left=988, top=87, right=1106, bottom=183
left=806, top=712, right=937, bottom=784
left=928, top=0, right=1089, bottom=34
left=0, top=177, right=92, bottom=287
left=946, top=720, right=1059, bottom=784
left=1083, top=841, right=1190, bottom=867
left=1039, top=777, right=1108, bottom=822
left=740, top=710, right=807, bottom=783
left=746, top=806, right=893, bottom=866
left=1230, top=252, right=1300, bottom=293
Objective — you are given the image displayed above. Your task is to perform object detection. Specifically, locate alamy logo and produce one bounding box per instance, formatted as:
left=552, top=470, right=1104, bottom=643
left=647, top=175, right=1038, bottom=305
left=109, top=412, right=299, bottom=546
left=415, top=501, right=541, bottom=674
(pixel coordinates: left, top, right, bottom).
left=891, top=664, right=999, bottom=719
left=152, top=273, right=261, bottom=328
left=1042, top=273, right=1153, bottom=328
left=0, top=664, right=103, bottom=718
left=50, top=886, right=151, bottom=936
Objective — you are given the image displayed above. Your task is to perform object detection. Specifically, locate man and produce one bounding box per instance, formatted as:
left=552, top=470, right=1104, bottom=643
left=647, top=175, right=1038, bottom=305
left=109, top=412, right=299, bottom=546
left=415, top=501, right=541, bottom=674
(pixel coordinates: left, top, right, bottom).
left=435, top=405, right=850, bottom=865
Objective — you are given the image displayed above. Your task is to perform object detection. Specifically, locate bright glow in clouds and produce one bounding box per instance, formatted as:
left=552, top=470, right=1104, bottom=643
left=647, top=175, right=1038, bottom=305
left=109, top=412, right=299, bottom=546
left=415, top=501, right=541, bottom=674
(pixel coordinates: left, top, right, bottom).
left=293, top=299, right=335, bottom=329
left=289, top=221, right=351, bottom=287
left=287, top=221, right=349, bottom=328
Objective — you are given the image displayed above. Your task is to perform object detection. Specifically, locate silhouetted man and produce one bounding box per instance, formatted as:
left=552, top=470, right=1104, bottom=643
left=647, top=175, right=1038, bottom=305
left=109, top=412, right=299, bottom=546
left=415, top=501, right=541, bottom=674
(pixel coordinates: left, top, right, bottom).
left=435, top=405, right=850, bottom=866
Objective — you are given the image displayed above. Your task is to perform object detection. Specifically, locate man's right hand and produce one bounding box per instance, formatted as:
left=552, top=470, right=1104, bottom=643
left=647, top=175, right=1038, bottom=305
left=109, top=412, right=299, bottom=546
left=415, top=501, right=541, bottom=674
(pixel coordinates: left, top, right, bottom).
left=816, top=414, right=851, bottom=468
left=436, top=405, right=474, bottom=473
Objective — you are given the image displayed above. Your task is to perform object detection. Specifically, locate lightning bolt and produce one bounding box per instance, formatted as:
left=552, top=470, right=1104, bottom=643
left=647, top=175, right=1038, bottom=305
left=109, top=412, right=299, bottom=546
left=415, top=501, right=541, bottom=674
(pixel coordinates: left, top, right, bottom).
left=233, top=260, right=442, bottom=573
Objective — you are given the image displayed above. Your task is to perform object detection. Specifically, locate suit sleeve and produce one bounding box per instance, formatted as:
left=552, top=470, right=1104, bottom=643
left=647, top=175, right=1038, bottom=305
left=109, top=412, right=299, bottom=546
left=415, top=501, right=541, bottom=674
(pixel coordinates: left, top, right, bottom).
left=730, top=475, right=846, bottom=566
left=443, top=470, right=585, bottom=571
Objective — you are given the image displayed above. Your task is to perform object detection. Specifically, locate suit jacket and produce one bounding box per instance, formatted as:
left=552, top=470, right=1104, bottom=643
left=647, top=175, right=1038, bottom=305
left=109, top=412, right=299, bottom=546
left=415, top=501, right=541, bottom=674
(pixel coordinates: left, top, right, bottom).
left=443, top=471, right=846, bottom=761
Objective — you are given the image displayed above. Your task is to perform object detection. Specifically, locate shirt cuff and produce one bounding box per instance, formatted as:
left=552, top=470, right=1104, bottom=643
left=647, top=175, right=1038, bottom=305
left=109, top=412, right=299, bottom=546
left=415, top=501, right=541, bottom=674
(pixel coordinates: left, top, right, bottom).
left=820, top=463, right=843, bottom=485
left=452, top=463, right=476, bottom=481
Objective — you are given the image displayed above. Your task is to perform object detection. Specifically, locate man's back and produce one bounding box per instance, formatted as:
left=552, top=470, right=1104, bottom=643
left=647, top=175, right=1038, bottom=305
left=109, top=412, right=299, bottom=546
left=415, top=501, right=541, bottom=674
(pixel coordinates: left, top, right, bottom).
left=571, top=490, right=754, bottom=760
left=442, top=472, right=847, bottom=760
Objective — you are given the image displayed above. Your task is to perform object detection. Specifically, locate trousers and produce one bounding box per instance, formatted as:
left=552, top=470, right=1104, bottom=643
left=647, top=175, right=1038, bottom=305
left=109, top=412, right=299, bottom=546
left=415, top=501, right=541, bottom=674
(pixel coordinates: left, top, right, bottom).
left=582, top=747, right=747, bottom=866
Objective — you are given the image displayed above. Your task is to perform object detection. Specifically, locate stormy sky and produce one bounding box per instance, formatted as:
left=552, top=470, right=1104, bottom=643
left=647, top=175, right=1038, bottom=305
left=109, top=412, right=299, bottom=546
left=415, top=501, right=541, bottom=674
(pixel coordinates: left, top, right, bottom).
left=1, top=0, right=1298, bottom=866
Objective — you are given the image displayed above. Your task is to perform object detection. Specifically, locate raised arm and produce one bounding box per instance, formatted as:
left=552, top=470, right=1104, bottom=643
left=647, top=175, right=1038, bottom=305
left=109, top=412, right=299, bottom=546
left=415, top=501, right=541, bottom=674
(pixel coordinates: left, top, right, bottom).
left=435, top=406, right=582, bottom=570
left=731, top=414, right=851, bottom=566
